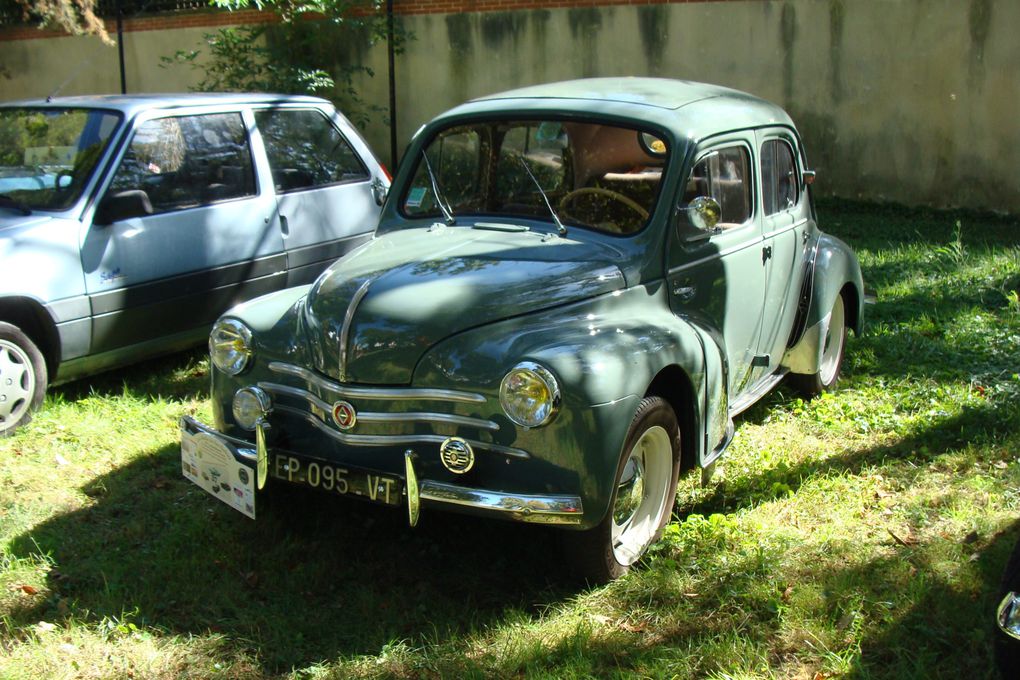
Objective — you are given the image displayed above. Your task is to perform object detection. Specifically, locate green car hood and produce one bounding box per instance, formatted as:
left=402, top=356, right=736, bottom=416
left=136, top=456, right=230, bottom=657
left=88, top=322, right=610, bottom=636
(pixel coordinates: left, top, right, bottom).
left=303, top=225, right=627, bottom=384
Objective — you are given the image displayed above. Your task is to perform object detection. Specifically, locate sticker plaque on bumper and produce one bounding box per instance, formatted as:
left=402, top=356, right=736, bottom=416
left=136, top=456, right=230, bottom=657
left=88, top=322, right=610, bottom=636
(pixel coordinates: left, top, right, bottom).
left=270, top=453, right=402, bottom=506
left=181, top=430, right=256, bottom=519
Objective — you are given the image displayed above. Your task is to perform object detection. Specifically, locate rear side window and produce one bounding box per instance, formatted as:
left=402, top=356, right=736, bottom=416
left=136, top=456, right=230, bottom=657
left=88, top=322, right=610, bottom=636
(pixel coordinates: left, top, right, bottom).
left=761, top=138, right=799, bottom=215
left=684, top=146, right=752, bottom=228
left=254, top=109, right=368, bottom=193
left=108, top=113, right=256, bottom=215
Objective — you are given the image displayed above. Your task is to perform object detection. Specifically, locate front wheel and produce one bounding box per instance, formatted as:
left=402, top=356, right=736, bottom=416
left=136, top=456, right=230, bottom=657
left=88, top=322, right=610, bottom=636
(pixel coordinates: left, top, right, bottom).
left=0, top=322, right=48, bottom=437
left=566, top=396, right=681, bottom=584
left=789, top=292, right=848, bottom=398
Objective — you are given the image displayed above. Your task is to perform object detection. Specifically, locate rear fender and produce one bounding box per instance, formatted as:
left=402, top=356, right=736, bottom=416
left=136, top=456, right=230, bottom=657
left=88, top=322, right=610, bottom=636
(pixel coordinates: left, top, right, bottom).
left=783, top=234, right=863, bottom=374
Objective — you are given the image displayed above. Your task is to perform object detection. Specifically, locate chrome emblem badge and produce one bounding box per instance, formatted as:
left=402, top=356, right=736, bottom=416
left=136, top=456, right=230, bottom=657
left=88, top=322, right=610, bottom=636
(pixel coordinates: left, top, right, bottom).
left=331, top=400, right=357, bottom=430
left=439, top=437, right=474, bottom=474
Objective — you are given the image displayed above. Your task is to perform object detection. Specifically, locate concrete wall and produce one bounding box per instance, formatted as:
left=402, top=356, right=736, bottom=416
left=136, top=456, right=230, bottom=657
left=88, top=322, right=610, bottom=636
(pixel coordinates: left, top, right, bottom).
left=0, top=26, right=217, bottom=97
left=3, top=0, right=1019, bottom=213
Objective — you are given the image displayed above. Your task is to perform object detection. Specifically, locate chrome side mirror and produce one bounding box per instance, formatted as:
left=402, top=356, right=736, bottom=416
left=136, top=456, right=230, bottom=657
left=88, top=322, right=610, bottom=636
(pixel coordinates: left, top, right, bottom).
left=686, top=195, right=721, bottom=232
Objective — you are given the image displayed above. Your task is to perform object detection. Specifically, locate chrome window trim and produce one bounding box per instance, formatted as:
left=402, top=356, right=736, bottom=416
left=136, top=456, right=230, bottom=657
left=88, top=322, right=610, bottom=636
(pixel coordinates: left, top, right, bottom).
left=268, top=362, right=486, bottom=403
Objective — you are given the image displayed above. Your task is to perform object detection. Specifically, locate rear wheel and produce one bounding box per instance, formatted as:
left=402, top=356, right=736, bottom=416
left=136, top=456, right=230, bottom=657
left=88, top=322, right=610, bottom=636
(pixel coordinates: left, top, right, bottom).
left=566, top=396, right=681, bottom=584
left=790, top=292, right=847, bottom=397
left=0, top=322, right=47, bottom=437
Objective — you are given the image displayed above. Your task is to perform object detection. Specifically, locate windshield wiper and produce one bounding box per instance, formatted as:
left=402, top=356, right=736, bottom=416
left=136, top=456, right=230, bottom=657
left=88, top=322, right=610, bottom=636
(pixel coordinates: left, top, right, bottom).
left=421, top=151, right=456, bottom=225
left=518, top=157, right=566, bottom=237
left=0, top=194, right=32, bottom=216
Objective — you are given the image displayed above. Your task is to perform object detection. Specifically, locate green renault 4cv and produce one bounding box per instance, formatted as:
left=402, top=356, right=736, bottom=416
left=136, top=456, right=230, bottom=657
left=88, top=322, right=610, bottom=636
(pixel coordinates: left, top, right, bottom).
left=181, top=78, right=863, bottom=583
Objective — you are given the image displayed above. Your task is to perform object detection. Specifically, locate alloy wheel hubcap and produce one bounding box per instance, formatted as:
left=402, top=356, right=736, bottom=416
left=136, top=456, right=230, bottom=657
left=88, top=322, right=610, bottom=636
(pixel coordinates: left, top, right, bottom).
left=0, top=340, right=34, bottom=425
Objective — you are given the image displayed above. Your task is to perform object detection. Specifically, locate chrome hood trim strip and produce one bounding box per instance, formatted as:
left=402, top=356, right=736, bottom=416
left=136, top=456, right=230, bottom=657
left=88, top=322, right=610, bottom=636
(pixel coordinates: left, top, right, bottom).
left=260, top=381, right=499, bottom=431
left=339, top=278, right=373, bottom=382
left=277, top=406, right=529, bottom=459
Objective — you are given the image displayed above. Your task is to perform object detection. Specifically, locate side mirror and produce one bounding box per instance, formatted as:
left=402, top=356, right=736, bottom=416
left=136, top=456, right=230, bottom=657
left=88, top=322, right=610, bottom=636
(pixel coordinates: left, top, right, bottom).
left=677, top=195, right=722, bottom=242
left=94, top=190, right=153, bottom=225
left=371, top=176, right=389, bottom=207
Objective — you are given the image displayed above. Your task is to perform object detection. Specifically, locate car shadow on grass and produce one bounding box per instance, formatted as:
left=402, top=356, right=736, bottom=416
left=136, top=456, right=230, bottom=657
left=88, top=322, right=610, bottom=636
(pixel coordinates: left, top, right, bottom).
left=4, top=441, right=577, bottom=672
left=48, top=348, right=211, bottom=405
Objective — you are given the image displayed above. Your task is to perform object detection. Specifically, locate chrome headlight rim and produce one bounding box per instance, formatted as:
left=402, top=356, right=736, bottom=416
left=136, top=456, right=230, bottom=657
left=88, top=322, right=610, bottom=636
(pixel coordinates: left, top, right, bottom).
left=209, top=318, right=254, bottom=376
left=232, top=386, right=272, bottom=431
left=499, top=361, right=561, bottom=429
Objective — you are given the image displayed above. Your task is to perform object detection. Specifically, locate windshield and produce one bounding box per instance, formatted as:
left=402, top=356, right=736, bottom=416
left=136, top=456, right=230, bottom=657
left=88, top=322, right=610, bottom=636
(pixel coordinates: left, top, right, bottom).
left=401, top=119, right=669, bottom=236
left=0, top=107, right=121, bottom=211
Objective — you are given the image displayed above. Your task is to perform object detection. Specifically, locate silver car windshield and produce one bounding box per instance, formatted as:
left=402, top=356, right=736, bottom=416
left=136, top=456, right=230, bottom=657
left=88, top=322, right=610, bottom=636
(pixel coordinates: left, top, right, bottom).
left=401, top=120, right=669, bottom=236
left=0, top=107, right=122, bottom=211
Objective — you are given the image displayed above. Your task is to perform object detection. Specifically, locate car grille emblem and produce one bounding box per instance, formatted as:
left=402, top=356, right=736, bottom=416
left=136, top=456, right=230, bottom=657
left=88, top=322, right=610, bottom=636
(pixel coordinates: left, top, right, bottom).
left=331, top=400, right=357, bottom=430
left=439, top=437, right=475, bottom=474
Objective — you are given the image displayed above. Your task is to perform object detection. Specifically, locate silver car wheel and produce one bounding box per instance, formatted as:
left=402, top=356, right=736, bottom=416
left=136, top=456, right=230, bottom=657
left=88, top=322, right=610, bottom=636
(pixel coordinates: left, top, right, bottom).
left=819, top=294, right=846, bottom=387
left=611, top=424, right=673, bottom=566
left=0, top=338, right=35, bottom=428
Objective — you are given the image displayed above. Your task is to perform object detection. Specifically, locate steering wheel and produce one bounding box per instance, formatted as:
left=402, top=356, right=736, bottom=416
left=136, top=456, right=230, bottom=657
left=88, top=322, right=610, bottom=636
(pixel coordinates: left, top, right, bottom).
left=558, top=187, right=650, bottom=224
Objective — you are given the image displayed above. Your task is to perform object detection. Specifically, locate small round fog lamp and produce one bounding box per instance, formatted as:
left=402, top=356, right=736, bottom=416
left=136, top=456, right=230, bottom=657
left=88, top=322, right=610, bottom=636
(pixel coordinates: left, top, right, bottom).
left=499, top=362, right=561, bottom=428
left=232, top=386, right=272, bottom=430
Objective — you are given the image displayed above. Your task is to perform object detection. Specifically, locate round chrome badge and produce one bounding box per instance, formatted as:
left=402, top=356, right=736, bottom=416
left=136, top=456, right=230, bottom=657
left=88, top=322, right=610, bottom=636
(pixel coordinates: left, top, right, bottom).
left=331, top=400, right=357, bottom=430
left=439, top=437, right=475, bottom=474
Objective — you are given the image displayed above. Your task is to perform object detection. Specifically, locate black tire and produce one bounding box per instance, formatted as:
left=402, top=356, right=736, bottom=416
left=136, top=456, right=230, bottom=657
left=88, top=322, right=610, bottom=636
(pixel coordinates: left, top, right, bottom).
left=0, top=322, right=47, bottom=437
left=789, top=292, right=848, bottom=398
left=996, top=536, right=1020, bottom=678
left=565, top=396, right=681, bottom=584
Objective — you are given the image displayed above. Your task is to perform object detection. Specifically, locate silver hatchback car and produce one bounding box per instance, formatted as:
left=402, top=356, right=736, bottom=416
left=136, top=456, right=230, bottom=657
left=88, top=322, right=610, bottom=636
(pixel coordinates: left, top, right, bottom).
left=0, top=93, right=390, bottom=436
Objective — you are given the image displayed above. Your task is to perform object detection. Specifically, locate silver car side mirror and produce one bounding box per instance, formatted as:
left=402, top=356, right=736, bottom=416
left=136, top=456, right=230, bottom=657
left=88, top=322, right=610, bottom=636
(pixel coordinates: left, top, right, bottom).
left=372, top=176, right=388, bottom=206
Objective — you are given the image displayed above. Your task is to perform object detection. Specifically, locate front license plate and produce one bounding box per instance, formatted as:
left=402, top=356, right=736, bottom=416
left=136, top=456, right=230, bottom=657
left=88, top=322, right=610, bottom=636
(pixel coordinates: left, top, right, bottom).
left=270, top=453, right=403, bottom=506
left=181, top=429, right=256, bottom=519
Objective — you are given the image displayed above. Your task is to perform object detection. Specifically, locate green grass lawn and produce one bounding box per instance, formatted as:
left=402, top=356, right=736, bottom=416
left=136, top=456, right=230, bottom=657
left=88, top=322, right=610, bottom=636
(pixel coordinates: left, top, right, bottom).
left=1, top=200, right=1018, bottom=679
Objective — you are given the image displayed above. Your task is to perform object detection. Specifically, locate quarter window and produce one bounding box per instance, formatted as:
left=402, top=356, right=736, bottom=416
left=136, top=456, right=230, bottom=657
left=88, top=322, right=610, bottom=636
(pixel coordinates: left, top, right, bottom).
left=108, top=113, right=256, bottom=215
left=254, top=109, right=368, bottom=193
left=684, top=146, right=752, bottom=227
left=761, top=139, right=799, bottom=215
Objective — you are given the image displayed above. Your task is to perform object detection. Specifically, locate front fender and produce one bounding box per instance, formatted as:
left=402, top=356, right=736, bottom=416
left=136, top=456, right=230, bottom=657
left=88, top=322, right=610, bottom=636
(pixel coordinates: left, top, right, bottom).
left=415, top=281, right=708, bottom=528
left=783, top=233, right=864, bottom=374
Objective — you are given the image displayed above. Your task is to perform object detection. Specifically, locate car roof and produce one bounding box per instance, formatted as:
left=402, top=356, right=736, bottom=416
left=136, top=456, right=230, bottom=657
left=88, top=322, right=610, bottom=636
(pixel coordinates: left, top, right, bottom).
left=435, top=77, right=795, bottom=142
left=0, top=92, right=331, bottom=117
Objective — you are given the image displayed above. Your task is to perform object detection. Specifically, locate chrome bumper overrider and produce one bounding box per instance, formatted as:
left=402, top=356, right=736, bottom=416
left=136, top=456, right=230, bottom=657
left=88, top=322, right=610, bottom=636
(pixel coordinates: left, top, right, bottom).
left=179, top=416, right=583, bottom=526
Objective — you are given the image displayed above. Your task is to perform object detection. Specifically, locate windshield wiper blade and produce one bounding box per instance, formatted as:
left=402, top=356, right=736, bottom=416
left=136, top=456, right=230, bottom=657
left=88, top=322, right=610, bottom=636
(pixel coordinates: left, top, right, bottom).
left=421, top=151, right=456, bottom=225
left=0, top=194, right=32, bottom=216
left=518, top=157, right=566, bottom=236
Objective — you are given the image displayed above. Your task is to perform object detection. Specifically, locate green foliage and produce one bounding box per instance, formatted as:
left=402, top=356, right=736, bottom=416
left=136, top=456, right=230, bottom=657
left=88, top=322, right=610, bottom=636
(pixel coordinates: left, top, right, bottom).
left=160, top=0, right=409, bottom=129
left=161, top=25, right=336, bottom=96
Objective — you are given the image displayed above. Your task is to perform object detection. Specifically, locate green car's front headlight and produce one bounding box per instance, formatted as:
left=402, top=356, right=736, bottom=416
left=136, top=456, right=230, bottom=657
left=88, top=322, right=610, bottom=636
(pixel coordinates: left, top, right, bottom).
left=209, top=318, right=254, bottom=376
left=499, top=361, right=561, bottom=428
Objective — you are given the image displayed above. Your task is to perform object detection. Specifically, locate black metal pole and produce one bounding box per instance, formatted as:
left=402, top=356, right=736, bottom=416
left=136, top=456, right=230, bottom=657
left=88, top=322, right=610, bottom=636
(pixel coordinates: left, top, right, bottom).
left=116, top=0, right=127, bottom=94
left=386, top=0, right=397, bottom=169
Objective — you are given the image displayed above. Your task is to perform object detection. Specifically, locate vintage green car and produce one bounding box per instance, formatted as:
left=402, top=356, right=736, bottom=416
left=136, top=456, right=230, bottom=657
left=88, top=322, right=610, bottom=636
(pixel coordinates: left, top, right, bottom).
left=180, top=78, right=863, bottom=582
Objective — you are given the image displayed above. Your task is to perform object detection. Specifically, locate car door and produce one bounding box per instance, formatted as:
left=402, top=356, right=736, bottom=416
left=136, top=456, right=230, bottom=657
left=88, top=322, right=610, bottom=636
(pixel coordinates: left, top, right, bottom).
left=252, top=107, right=379, bottom=287
left=754, top=130, right=810, bottom=380
left=81, top=107, right=286, bottom=355
left=666, top=137, right=768, bottom=406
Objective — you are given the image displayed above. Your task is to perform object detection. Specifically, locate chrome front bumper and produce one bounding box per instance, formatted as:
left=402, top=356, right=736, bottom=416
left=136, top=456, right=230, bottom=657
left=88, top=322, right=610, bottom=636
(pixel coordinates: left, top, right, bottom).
left=180, top=415, right=583, bottom=526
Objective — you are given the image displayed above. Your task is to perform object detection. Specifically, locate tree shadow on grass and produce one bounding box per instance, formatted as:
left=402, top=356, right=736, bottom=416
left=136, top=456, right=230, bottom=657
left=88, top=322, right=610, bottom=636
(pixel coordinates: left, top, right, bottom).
left=4, top=443, right=577, bottom=672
